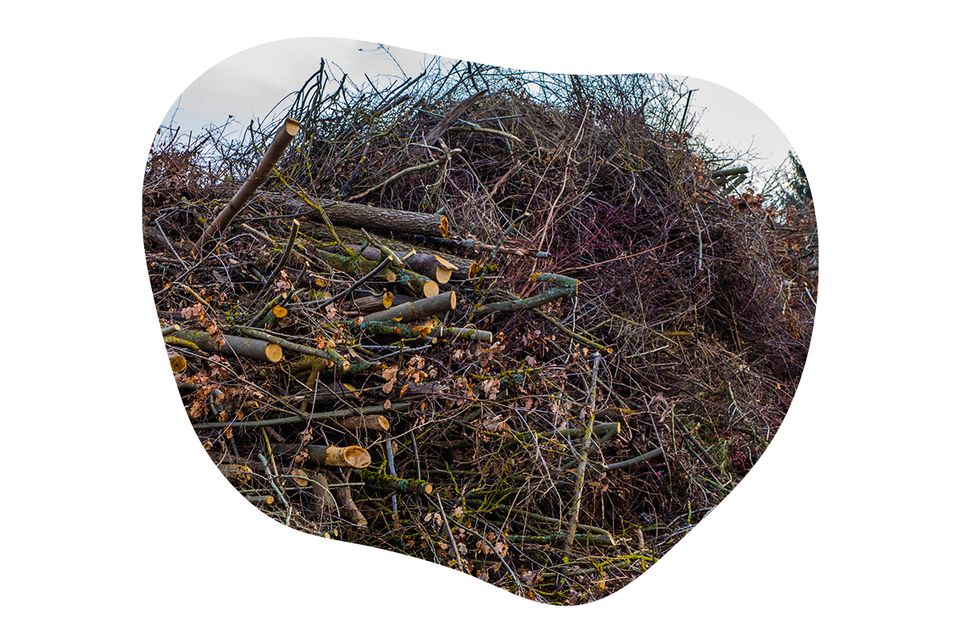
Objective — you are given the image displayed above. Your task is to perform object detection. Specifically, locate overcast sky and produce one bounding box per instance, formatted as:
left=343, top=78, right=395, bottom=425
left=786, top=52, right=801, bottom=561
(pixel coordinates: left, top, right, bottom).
left=165, top=38, right=792, bottom=180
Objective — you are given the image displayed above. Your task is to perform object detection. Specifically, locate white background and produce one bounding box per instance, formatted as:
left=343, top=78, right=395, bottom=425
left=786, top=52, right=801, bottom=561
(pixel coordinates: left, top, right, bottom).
left=2, top=3, right=957, bottom=640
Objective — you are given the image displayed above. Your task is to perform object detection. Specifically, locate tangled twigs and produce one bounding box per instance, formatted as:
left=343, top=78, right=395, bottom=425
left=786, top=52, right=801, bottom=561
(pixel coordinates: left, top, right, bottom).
left=145, top=60, right=816, bottom=603
left=197, top=118, right=300, bottom=249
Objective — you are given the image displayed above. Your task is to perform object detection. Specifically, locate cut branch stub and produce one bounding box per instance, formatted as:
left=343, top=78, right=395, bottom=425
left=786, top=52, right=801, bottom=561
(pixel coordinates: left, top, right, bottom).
left=334, top=415, right=391, bottom=431
left=360, top=469, right=434, bottom=495
left=197, top=118, right=300, bottom=249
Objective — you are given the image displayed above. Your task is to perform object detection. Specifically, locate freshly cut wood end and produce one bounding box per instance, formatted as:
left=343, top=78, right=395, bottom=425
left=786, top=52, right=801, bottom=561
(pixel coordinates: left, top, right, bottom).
left=169, top=354, right=187, bottom=373
left=382, top=291, right=394, bottom=308
left=448, top=290, right=457, bottom=309
left=271, top=305, right=288, bottom=319
left=434, top=256, right=457, bottom=284
left=340, top=414, right=390, bottom=431
left=422, top=483, right=434, bottom=495
left=290, top=467, right=311, bottom=488
left=384, top=269, right=398, bottom=283
left=435, top=267, right=453, bottom=284
left=438, top=215, right=449, bottom=238
left=339, top=445, right=372, bottom=469
left=435, top=255, right=458, bottom=271
left=264, top=343, right=284, bottom=363
left=284, top=118, right=301, bottom=136
left=423, top=280, right=440, bottom=298
left=466, top=261, right=479, bottom=279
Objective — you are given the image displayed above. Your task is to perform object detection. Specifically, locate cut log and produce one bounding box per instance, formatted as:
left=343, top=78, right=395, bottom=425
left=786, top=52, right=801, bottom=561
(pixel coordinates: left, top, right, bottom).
left=259, top=192, right=448, bottom=238
left=171, top=329, right=283, bottom=363
left=313, top=247, right=438, bottom=298
left=357, top=320, right=492, bottom=343
left=198, top=118, right=300, bottom=248
left=342, top=244, right=465, bottom=284
left=334, top=415, right=391, bottom=431
left=306, top=445, right=372, bottom=469
left=363, top=291, right=456, bottom=323
left=402, top=253, right=460, bottom=284
left=351, top=292, right=406, bottom=314
left=168, top=353, right=187, bottom=373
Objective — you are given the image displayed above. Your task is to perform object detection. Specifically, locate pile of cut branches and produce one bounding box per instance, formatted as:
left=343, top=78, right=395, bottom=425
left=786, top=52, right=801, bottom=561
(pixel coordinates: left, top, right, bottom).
left=143, top=61, right=817, bottom=604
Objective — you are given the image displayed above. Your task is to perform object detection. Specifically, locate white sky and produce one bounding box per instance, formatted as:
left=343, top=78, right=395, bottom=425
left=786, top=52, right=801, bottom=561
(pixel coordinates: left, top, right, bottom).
left=166, top=37, right=793, bottom=180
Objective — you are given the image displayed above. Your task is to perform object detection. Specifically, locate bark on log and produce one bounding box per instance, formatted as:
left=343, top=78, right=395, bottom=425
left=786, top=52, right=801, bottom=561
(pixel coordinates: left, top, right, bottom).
left=168, top=353, right=187, bottom=373
left=312, top=227, right=477, bottom=279
left=363, top=291, right=456, bottom=323
left=259, top=192, right=449, bottom=238
left=218, top=463, right=253, bottom=483
left=334, top=415, right=391, bottom=431
left=360, top=469, right=433, bottom=495
left=356, top=320, right=492, bottom=343
left=314, top=247, right=439, bottom=298
left=402, top=253, right=461, bottom=284
left=198, top=118, right=300, bottom=248
left=351, top=292, right=407, bottom=314
left=307, top=445, right=372, bottom=469
left=172, top=329, right=283, bottom=363
left=343, top=244, right=465, bottom=284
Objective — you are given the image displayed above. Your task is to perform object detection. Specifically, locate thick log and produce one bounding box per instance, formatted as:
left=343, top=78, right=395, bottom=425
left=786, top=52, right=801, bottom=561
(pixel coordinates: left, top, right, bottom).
left=198, top=118, right=300, bottom=248
left=259, top=192, right=449, bottom=238
left=343, top=244, right=466, bottom=284
left=168, top=353, right=187, bottom=373
left=232, top=326, right=375, bottom=373
left=402, top=253, right=461, bottom=284
left=363, top=291, right=456, bottom=323
left=171, top=329, right=283, bottom=363
left=351, top=292, right=406, bottom=314
left=218, top=463, right=253, bottom=483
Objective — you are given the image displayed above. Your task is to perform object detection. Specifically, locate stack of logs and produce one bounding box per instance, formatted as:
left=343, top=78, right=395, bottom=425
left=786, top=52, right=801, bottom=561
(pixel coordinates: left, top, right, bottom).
left=162, top=117, right=584, bottom=531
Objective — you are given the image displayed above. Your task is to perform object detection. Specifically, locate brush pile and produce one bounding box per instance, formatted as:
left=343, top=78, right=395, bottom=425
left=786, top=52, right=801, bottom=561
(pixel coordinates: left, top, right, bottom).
left=143, top=61, right=817, bottom=604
